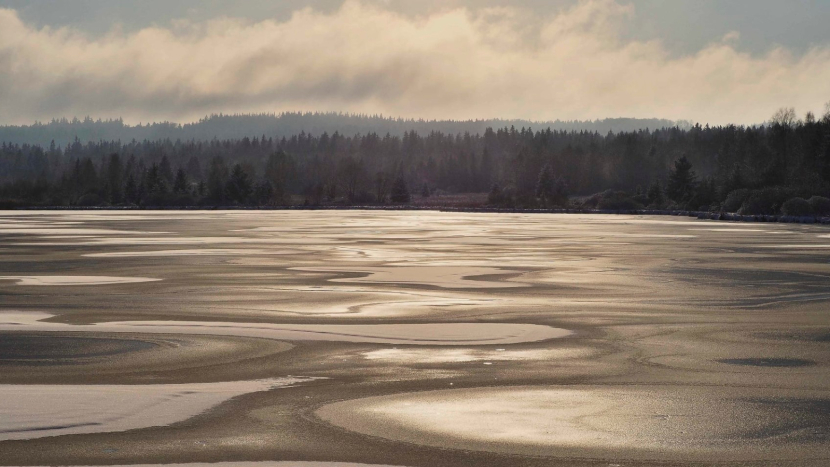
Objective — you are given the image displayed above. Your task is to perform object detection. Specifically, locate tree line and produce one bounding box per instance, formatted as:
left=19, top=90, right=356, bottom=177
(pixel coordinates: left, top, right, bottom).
left=2, top=106, right=829, bottom=216
left=0, top=113, right=681, bottom=147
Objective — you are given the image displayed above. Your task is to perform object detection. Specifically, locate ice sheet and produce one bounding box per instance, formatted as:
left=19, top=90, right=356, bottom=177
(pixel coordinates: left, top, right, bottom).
left=0, top=276, right=160, bottom=286
left=0, top=377, right=312, bottom=441
left=0, top=311, right=571, bottom=346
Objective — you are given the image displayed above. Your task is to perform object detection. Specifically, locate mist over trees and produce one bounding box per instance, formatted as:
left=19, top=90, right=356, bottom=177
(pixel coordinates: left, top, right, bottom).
left=2, top=107, right=830, bottom=217
left=0, top=113, right=684, bottom=147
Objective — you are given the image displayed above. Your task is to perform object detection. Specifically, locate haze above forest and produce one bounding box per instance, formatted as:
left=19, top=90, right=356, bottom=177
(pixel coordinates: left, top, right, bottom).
left=0, top=114, right=684, bottom=147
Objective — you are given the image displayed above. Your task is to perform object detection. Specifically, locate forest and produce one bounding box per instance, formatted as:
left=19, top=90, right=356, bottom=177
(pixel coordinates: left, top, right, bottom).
left=0, top=113, right=681, bottom=147
left=1, top=107, right=829, bottom=217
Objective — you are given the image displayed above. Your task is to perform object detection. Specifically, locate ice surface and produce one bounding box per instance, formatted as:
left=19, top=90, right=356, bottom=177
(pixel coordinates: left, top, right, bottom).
left=84, top=249, right=301, bottom=257
left=0, top=311, right=571, bottom=346
left=0, top=276, right=160, bottom=286
left=17, top=463, right=399, bottom=467
left=0, top=377, right=313, bottom=441
left=295, top=266, right=526, bottom=289
left=362, top=347, right=593, bottom=363
left=317, top=385, right=830, bottom=460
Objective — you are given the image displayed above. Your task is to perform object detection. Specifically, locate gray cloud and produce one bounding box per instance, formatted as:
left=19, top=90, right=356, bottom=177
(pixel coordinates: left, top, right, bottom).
left=4, top=0, right=829, bottom=57
left=0, top=0, right=828, bottom=125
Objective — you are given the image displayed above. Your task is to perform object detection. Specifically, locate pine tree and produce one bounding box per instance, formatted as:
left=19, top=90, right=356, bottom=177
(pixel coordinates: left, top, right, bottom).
left=72, top=158, right=99, bottom=199
left=478, top=148, right=493, bottom=191
left=536, top=164, right=555, bottom=205
left=390, top=175, right=410, bottom=203
left=536, top=164, right=568, bottom=206
left=265, top=151, right=294, bottom=203
left=173, top=168, right=188, bottom=194
left=186, top=156, right=202, bottom=180
left=666, top=156, right=698, bottom=202
left=488, top=183, right=503, bottom=205
left=647, top=179, right=664, bottom=206
left=137, top=168, right=147, bottom=201
left=159, top=155, right=175, bottom=186
left=254, top=180, right=274, bottom=205
left=106, top=153, right=123, bottom=204
left=728, top=163, right=744, bottom=192
left=206, top=157, right=228, bottom=203
left=145, top=164, right=167, bottom=194
left=124, top=174, right=138, bottom=204
left=374, top=172, right=390, bottom=204
left=226, top=164, right=252, bottom=204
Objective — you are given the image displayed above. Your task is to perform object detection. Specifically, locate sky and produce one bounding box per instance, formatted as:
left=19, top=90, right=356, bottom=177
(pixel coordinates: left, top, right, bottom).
left=0, top=0, right=828, bottom=125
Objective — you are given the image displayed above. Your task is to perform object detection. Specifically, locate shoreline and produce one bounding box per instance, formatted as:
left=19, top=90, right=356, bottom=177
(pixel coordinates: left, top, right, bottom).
left=6, top=205, right=830, bottom=225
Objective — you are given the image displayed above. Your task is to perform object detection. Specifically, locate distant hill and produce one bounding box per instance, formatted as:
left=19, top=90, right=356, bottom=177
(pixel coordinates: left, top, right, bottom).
left=0, top=113, right=688, bottom=147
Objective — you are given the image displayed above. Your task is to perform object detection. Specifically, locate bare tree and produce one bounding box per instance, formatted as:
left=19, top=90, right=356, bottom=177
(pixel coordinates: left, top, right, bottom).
left=374, top=171, right=391, bottom=204
left=338, top=156, right=367, bottom=202
left=770, top=107, right=798, bottom=127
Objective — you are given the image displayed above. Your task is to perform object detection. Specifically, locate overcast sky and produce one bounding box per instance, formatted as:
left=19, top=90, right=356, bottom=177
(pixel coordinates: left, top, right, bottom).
left=0, top=0, right=828, bottom=125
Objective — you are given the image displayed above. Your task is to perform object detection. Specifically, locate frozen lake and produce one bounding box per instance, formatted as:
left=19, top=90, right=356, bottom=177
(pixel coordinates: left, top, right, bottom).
left=0, top=210, right=829, bottom=466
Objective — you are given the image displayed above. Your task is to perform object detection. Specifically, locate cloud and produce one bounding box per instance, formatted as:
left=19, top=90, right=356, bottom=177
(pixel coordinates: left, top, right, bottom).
left=0, top=0, right=828, bottom=125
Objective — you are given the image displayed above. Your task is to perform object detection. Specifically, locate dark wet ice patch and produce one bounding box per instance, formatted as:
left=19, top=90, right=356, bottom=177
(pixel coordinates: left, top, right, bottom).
left=754, top=330, right=830, bottom=343
left=0, top=421, right=102, bottom=434
left=740, top=398, right=830, bottom=442
left=0, top=334, right=157, bottom=365
left=814, top=333, right=830, bottom=342
left=718, top=358, right=816, bottom=368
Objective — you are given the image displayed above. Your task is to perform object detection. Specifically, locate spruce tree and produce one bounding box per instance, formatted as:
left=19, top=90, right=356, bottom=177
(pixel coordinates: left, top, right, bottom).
left=159, top=155, right=175, bottom=186
left=207, top=157, right=228, bottom=203
left=536, top=164, right=555, bottom=205
left=666, top=156, right=697, bottom=203
left=390, top=175, right=410, bottom=203
left=536, top=164, right=568, bottom=206
left=173, top=168, right=188, bottom=194
left=647, top=179, right=664, bottom=205
left=145, top=164, right=167, bottom=194
left=124, top=174, right=138, bottom=204
left=488, top=183, right=503, bottom=205
left=226, top=164, right=253, bottom=204
left=106, top=153, right=123, bottom=204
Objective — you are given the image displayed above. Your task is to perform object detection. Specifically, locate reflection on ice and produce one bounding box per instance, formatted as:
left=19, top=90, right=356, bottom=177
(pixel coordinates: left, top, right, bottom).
left=24, top=463, right=401, bottom=467
left=317, top=385, right=830, bottom=460
left=363, top=347, right=593, bottom=363
left=2, top=211, right=830, bottom=463
left=0, top=377, right=313, bottom=441
left=0, top=228, right=167, bottom=235
left=0, top=312, right=571, bottom=346
left=84, top=248, right=302, bottom=257
left=0, top=276, right=160, bottom=286
left=296, top=266, right=525, bottom=289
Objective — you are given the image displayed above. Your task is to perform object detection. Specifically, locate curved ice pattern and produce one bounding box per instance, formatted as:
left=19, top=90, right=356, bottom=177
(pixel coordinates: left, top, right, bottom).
left=0, top=377, right=314, bottom=441
left=0, top=312, right=571, bottom=346
left=0, top=276, right=160, bottom=286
